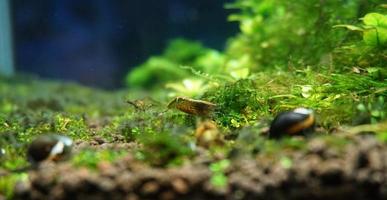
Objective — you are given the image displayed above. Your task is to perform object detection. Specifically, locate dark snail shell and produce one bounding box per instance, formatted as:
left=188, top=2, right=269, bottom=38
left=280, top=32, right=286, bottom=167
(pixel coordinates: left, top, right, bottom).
left=269, top=108, right=315, bottom=138
left=27, top=134, right=73, bottom=164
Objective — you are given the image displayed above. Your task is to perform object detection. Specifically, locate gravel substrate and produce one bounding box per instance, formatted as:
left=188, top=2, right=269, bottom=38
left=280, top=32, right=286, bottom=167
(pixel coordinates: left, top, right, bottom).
left=13, top=135, right=387, bottom=200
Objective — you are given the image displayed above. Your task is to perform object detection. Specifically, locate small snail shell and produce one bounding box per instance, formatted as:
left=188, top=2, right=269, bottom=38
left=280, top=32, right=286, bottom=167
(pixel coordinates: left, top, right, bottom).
left=269, top=108, right=315, bottom=138
left=195, top=120, right=223, bottom=148
left=27, top=134, right=73, bottom=164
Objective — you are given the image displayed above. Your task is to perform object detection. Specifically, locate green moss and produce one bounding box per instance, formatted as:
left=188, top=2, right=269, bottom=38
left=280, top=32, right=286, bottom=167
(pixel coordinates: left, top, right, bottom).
left=135, top=131, right=194, bottom=167
left=377, top=131, right=387, bottom=143
left=209, top=159, right=230, bottom=188
left=0, top=173, right=28, bottom=199
left=204, top=79, right=263, bottom=128
left=72, top=149, right=128, bottom=169
left=225, top=0, right=384, bottom=70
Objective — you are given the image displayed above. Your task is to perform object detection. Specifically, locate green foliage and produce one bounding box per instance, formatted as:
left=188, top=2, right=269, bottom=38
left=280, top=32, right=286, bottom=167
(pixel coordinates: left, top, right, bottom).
left=0, top=110, right=90, bottom=144
left=125, top=39, right=225, bottom=89
left=335, top=12, right=387, bottom=47
left=125, top=57, right=189, bottom=89
left=332, top=10, right=387, bottom=71
left=355, top=96, right=386, bottom=125
left=0, top=149, right=27, bottom=171
left=135, top=131, right=194, bottom=167
left=209, top=159, right=230, bottom=188
left=362, top=13, right=387, bottom=47
left=225, top=0, right=384, bottom=70
left=100, top=107, right=196, bottom=143
left=72, top=149, right=128, bottom=169
left=326, top=73, right=386, bottom=95
left=166, top=79, right=208, bottom=97
left=260, top=137, right=307, bottom=155
left=0, top=173, right=28, bottom=199
left=377, top=131, right=387, bottom=143
left=163, top=39, right=208, bottom=64
left=202, top=66, right=385, bottom=129
left=279, top=156, right=293, bottom=169
left=235, top=128, right=352, bottom=156
left=204, top=79, right=262, bottom=127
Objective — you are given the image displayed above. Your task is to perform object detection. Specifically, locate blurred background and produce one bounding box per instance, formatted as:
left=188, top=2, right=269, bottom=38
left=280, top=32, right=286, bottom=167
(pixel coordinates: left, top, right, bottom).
left=10, top=0, right=238, bottom=88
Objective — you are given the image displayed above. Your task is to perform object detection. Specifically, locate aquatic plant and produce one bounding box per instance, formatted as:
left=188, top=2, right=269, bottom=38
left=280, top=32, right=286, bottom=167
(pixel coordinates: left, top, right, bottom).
left=135, top=131, right=194, bottom=167
left=72, top=149, right=128, bottom=169
left=125, top=57, right=189, bottom=89
left=125, top=39, right=225, bottom=89
left=225, top=0, right=384, bottom=70
left=335, top=12, right=387, bottom=47
left=209, top=159, right=230, bottom=188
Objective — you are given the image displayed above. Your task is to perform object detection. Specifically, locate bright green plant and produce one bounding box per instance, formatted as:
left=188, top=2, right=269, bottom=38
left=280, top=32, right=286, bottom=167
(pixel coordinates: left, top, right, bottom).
left=125, top=39, right=226, bottom=89
left=355, top=96, right=386, bottom=125
left=377, top=131, right=387, bottom=143
left=0, top=173, right=28, bottom=199
left=362, top=13, right=387, bottom=47
left=163, top=39, right=208, bottom=64
left=135, top=131, right=194, bottom=167
left=225, top=0, right=384, bottom=70
left=335, top=12, right=387, bottom=47
left=203, top=79, right=262, bottom=127
left=72, top=149, right=128, bottom=169
left=209, top=159, right=230, bottom=188
left=125, top=57, right=188, bottom=89
left=165, top=78, right=208, bottom=97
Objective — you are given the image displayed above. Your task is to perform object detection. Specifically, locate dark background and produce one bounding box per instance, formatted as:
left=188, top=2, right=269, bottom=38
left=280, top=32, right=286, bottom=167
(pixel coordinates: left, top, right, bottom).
left=11, top=0, right=238, bottom=88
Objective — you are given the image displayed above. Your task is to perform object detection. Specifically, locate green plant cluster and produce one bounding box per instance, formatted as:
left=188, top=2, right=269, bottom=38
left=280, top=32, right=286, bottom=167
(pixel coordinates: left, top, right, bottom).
left=202, top=70, right=385, bottom=129
left=135, top=131, right=194, bottom=167
left=225, top=0, right=385, bottom=70
left=125, top=39, right=225, bottom=89
left=333, top=12, right=387, bottom=76
left=209, top=159, right=230, bottom=188
left=72, top=149, right=128, bottom=169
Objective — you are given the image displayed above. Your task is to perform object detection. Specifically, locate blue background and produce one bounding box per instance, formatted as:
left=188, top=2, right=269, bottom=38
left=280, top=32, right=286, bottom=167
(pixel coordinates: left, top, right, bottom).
left=12, top=0, right=238, bottom=88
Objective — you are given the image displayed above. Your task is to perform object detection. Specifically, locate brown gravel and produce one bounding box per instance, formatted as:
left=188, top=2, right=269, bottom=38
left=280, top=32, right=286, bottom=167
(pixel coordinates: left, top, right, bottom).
left=13, top=135, right=387, bottom=200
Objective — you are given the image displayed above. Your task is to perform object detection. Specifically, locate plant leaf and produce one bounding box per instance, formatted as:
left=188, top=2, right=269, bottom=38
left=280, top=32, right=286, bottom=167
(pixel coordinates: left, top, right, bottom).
left=333, top=25, right=364, bottom=31
left=362, top=13, right=387, bottom=26
left=361, top=13, right=387, bottom=47
left=230, top=68, right=250, bottom=79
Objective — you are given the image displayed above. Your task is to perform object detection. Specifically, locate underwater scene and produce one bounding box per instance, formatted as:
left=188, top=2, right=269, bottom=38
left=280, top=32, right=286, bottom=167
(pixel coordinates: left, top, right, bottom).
left=0, top=0, right=386, bottom=199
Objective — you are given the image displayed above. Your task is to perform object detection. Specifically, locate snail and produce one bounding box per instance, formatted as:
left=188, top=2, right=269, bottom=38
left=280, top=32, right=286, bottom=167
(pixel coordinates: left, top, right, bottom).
left=195, top=120, right=223, bottom=148
left=27, top=134, right=73, bottom=164
left=269, top=108, right=315, bottom=138
left=0, top=135, right=73, bottom=177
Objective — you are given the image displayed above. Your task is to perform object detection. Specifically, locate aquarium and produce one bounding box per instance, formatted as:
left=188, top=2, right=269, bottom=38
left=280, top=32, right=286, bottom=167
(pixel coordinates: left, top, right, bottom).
left=0, top=0, right=386, bottom=200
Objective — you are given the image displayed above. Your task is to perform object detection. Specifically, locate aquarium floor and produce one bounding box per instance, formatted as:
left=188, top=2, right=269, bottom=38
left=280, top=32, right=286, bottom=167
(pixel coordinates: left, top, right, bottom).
left=12, top=135, right=387, bottom=200
left=0, top=75, right=386, bottom=200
